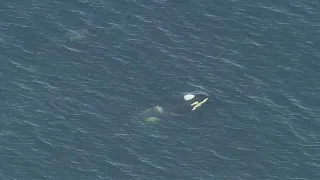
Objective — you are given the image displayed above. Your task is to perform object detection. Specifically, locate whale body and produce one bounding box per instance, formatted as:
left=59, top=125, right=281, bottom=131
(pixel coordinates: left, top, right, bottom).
left=138, top=91, right=209, bottom=123
left=169, top=92, right=209, bottom=114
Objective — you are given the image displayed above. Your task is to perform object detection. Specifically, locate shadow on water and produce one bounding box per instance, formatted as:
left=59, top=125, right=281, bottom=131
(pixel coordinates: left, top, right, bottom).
left=64, top=29, right=92, bottom=42
left=40, top=0, right=123, bottom=52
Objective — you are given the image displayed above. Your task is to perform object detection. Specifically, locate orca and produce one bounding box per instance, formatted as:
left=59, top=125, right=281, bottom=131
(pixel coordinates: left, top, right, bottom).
left=138, top=92, right=209, bottom=123
left=169, top=92, right=209, bottom=114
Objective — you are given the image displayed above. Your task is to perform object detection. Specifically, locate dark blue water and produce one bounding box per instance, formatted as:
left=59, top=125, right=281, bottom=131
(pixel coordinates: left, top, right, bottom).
left=1, top=0, right=319, bottom=179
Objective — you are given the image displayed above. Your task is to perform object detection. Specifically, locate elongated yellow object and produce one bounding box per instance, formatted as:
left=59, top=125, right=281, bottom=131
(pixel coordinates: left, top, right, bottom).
left=192, top=98, right=208, bottom=111
left=191, top=101, right=199, bottom=106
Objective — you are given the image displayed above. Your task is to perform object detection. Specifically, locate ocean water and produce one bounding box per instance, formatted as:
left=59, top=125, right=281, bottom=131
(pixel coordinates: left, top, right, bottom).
left=1, top=0, right=319, bottom=179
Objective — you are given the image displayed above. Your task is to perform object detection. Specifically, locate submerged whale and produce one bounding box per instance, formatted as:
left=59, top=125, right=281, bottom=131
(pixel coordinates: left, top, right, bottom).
left=138, top=92, right=209, bottom=123
left=171, top=92, right=209, bottom=114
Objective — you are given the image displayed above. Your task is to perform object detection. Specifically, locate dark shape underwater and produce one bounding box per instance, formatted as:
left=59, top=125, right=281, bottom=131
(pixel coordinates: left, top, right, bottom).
left=138, top=91, right=209, bottom=123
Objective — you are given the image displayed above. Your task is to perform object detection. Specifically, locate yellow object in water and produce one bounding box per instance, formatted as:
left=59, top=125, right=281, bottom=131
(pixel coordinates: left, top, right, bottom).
left=192, top=98, right=208, bottom=111
left=191, top=101, right=199, bottom=106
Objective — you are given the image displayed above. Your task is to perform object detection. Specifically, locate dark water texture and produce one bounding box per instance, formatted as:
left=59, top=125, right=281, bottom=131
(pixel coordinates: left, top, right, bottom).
left=0, top=0, right=319, bottom=179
